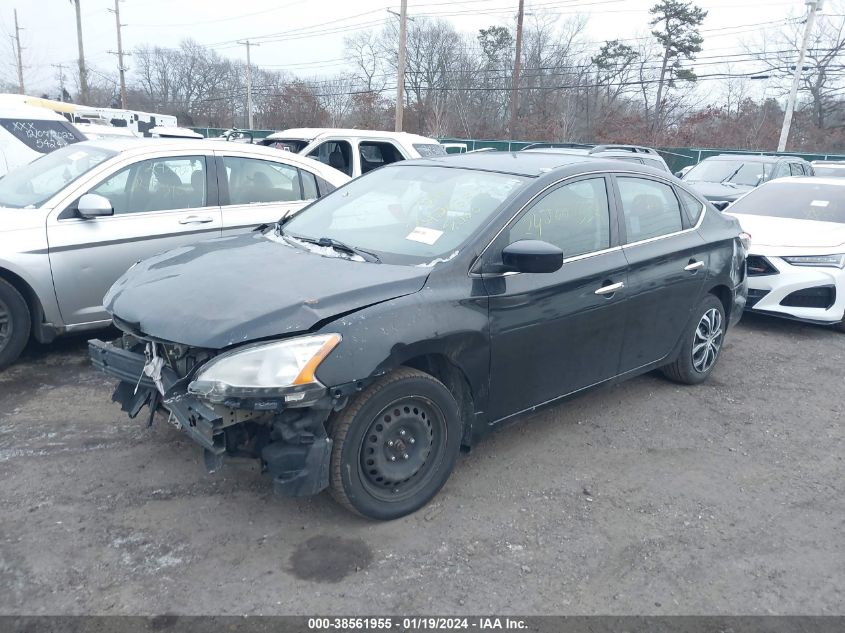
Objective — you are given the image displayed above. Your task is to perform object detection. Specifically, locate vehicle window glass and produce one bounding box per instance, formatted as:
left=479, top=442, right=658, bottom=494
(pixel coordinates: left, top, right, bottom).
left=685, top=160, right=772, bottom=186
left=0, top=118, right=84, bottom=153
left=90, top=156, right=206, bottom=214
left=613, top=156, right=645, bottom=165
left=301, top=170, right=319, bottom=199
left=223, top=156, right=302, bottom=205
left=790, top=163, right=803, bottom=176
left=413, top=143, right=447, bottom=157
left=727, top=180, right=845, bottom=223
left=283, top=165, right=528, bottom=265
left=677, top=187, right=704, bottom=225
left=359, top=142, right=404, bottom=174
left=617, top=177, right=683, bottom=242
left=773, top=163, right=790, bottom=179
left=0, top=144, right=116, bottom=208
left=262, top=139, right=309, bottom=152
left=510, top=178, right=610, bottom=258
left=643, top=157, right=669, bottom=172
left=307, top=140, right=353, bottom=177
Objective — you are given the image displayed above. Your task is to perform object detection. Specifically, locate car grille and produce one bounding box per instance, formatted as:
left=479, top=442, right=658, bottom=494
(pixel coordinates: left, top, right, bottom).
left=747, top=255, right=778, bottom=276
left=746, top=289, right=769, bottom=308
left=780, top=285, right=836, bottom=310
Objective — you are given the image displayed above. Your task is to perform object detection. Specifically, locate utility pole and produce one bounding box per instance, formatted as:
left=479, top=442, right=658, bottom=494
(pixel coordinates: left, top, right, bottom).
left=777, top=0, right=823, bottom=152
left=509, top=0, right=525, bottom=140
left=394, top=0, right=408, bottom=132
left=72, top=0, right=89, bottom=103
left=52, top=63, right=67, bottom=101
left=13, top=9, right=24, bottom=95
left=238, top=39, right=258, bottom=129
left=108, top=0, right=128, bottom=108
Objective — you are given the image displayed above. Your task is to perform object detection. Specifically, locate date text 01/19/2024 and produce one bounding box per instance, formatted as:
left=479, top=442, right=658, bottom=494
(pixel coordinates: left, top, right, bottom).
left=307, top=618, right=528, bottom=630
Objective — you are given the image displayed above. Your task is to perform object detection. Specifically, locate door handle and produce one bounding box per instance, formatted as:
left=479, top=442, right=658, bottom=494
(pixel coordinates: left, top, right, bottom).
left=684, top=260, right=705, bottom=271
left=595, top=281, right=624, bottom=295
left=179, top=216, right=214, bottom=225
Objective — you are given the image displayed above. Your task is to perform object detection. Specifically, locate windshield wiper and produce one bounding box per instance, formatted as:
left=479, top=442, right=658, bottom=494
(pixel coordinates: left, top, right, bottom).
left=720, top=165, right=743, bottom=185
left=289, top=235, right=381, bottom=263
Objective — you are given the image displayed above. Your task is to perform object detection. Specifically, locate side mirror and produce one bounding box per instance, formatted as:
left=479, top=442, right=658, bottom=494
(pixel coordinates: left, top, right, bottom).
left=674, top=170, right=684, bottom=178
left=77, top=193, right=114, bottom=218
left=502, top=240, right=563, bottom=274
left=712, top=201, right=730, bottom=212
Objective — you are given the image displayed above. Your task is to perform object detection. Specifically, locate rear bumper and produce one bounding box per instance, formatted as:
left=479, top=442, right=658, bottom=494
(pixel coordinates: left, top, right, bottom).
left=88, top=338, right=333, bottom=497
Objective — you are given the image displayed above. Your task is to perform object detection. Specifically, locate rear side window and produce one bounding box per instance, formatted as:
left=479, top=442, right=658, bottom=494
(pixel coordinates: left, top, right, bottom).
left=0, top=118, right=84, bottom=153
left=413, top=143, right=447, bottom=157
left=301, top=170, right=319, bottom=199
left=222, top=156, right=303, bottom=205
left=617, top=177, right=683, bottom=242
left=677, top=187, right=704, bottom=225
left=790, top=163, right=803, bottom=176
left=511, top=177, right=610, bottom=258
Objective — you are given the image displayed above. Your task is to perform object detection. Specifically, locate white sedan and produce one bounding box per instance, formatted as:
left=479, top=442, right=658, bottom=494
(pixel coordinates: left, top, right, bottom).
left=726, top=177, right=845, bottom=330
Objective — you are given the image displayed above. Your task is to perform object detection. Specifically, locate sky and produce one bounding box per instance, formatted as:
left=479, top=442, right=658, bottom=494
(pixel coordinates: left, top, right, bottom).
left=0, top=0, right=823, bottom=99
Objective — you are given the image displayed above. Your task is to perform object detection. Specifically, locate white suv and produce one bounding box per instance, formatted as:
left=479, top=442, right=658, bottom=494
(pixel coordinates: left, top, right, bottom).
left=259, top=128, right=446, bottom=178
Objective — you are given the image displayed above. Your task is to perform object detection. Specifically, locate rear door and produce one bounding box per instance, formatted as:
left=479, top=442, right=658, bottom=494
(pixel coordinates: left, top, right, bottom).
left=47, top=150, right=221, bottom=325
left=485, top=175, right=628, bottom=420
left=612, top=175, right=709, bottom=373
left=216, top=153, right=319, bottom=235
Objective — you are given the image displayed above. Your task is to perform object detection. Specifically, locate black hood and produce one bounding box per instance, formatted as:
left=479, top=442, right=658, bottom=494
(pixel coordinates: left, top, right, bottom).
left=104, top=232, right=430, bottom=348
left=684, top=180, right=752, bottom=202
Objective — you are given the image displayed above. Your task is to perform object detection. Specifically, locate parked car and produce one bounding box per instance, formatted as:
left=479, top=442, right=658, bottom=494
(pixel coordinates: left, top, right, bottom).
left=682, top=154, right=814, bottom=209
left=89, top=151, right=748, bottom=520
left=810, top=160, right=845, bottom=178
left=258, top=128, right=446, bottom=177
left=0, top=104, right=85, bottom=177
left=726, top=177, right=845, bottom=330
left=0, top=138, right=349, bottom=369
left=522, top=144, right=672, bottom=173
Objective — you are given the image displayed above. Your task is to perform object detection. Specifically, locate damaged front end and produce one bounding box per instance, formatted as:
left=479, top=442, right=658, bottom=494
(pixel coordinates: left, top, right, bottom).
left=89, top=334, right=355, bottom=497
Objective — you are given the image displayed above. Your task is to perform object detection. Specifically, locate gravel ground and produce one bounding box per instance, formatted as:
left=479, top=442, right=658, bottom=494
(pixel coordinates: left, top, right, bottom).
left=1, top=314, right=842, bottom=616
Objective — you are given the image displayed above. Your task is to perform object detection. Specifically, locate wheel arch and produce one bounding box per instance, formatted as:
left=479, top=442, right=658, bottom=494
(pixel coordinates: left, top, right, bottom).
left=707, top=283, right=733, bottom=324
left=0, top=266, right=47, bottom=342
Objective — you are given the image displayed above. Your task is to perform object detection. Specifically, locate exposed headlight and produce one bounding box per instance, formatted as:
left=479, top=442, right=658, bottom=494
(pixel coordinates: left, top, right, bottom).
left=781, top=254, right=845, bottom=269
left=188, top=334, right=341, bottom=403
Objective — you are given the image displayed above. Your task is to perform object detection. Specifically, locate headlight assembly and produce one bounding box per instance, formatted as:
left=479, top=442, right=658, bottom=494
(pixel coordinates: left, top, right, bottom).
left=781, top=254, right=845, bottom=269
left=188, top=334, right=341, bottom=403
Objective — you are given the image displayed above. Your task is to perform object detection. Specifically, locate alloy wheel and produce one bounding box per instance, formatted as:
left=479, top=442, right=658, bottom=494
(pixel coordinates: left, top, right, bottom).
left=692, top=307, right=723, bottom=373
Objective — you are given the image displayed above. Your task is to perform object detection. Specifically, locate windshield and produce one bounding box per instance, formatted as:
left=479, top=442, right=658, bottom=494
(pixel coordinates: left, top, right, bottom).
left=684, top=159, right=772, bottom=186
left=283, top=165, right=528, bottom=265
left=0, top=144, right=115, bottom=208
left=728, top=181, right=845, bottom=224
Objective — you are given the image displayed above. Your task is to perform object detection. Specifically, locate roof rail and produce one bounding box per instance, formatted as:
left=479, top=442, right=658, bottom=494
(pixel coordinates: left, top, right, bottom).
left=589, top=144, right=657, bottom=155
left=521, top=142, right=593, bottom=151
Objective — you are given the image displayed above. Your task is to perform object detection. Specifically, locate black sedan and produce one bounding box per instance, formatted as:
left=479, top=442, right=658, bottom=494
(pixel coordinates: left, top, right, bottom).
left=89, top=152, right=748, bottom=520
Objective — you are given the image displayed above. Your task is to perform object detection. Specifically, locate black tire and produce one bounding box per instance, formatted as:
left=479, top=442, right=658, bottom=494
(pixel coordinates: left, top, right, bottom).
left=328, top=367, right=462, bottom=520
left=662, top=294, right=725, bottom=385
left=0, top=278, right=30, bottom=371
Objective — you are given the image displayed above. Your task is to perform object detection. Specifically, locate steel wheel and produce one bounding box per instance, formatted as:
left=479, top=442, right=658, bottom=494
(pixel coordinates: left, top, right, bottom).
left=0, top=297, right=10, bottom=354
left=357, top=396, right=447, bottom=503
left=692, top=307, right=723, bottom=373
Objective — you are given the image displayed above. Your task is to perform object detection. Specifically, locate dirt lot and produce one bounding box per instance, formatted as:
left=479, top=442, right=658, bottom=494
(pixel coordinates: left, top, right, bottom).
left=1, top=314, right=842, bottom=616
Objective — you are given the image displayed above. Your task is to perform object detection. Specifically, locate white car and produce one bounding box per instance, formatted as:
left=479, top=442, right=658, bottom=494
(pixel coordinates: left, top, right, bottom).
left=726, top=177, right=845, bottom=330
left=258, top=128, right=446, bottom=178
left=0, top=104, right=85, bottom=177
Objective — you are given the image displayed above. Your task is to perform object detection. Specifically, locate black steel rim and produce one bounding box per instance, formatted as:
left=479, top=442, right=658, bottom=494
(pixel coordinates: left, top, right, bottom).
left=0, top=297, right=10, bottom=354
left=357, top=396, right=447, bottom=502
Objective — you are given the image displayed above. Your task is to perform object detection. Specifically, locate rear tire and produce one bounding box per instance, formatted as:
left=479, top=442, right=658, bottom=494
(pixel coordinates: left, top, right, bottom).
left=0, top=278, right=30, bottom=371
left=662, top=294, right=725, bottom=385
left=328, top=367, right=462, bottom=520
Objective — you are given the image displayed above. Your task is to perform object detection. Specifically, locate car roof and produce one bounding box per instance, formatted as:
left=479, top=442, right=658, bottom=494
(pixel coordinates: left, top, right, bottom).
left=399, top=150, right=667, bottom=177
left=0, top=104, right=71, bottom=121
left=265, top=128, right=439, bottom=144
left=526, top=147, right=665, bottom=161
left=705, top=153, right=803, bottom=164
left=766, top=175, right=845, bottom=187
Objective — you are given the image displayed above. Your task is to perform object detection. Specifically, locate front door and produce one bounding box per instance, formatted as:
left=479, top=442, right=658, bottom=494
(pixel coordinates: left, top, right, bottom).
left=47, top=153, right=222, bottom=325
left=612, top=175, right=709, bottom=373
left=485, top=176, right=629, bottom=421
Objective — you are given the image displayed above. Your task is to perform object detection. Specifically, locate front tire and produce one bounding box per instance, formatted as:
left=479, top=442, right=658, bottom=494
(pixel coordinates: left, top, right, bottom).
left=328, top=367, right=462, bottom=520
left=0, top=278, right=30, bottom=371
left=662, top=294, right=725, bottom=385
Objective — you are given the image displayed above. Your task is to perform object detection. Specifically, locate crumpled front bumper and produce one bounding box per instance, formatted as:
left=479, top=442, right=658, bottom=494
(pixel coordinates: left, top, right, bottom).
left=89, top=339, right=227, bottom=455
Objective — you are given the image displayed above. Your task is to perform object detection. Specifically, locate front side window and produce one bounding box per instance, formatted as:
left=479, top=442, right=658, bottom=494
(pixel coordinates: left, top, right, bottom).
left=0, top=118, right=84, bottom=153
left=617, top=177, right=683, bottom=242
left=283, top=165, right=527, bottom=265
left=223, top=156, right=302, bottom=205
left=0, top=144, right=115, bottom=208
left=685, top=160, right=772, bottom=187
left=89, top=156, right=207, bottom=214
left=510, top=177, right=610, bottom=258
left=359, top=142, right=404, bottom=174
left=307, top=140, right=353, bottom=176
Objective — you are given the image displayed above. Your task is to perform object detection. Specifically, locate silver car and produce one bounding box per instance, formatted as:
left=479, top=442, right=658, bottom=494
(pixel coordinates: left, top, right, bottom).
left=0, top=138, right=350, bottom=368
